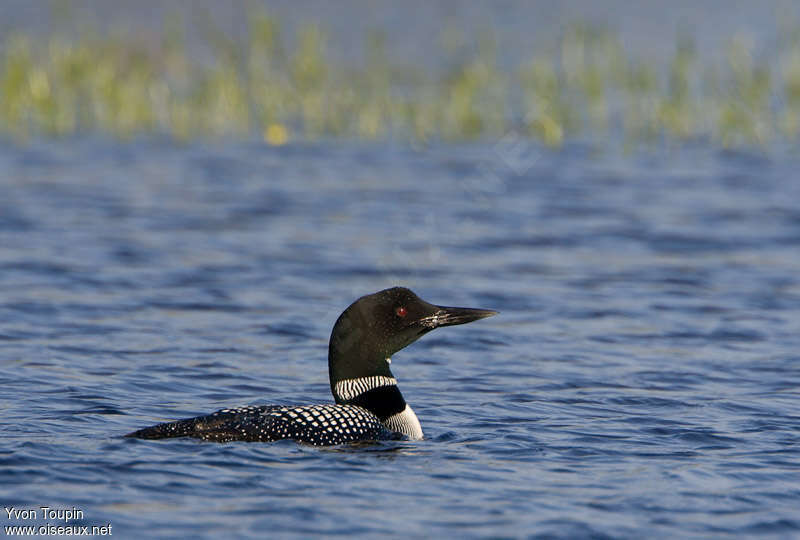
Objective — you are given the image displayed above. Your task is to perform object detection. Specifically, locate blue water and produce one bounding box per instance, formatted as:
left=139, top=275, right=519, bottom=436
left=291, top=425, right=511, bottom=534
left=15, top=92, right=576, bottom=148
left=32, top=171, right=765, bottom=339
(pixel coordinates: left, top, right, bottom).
left=1, top=138, right=800, bottom=538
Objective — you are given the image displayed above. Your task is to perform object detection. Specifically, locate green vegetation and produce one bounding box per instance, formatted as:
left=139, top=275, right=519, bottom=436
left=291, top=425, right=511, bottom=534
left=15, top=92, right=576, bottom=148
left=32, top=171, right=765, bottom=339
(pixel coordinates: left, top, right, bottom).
left=2, top=9, right=799, bottom=149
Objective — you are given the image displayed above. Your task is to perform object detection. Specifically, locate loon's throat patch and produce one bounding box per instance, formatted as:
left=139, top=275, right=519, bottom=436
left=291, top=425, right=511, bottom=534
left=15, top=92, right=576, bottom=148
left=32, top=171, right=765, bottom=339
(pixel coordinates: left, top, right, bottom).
left=346, top=385, right=407, bottom=420
left=334, top=375, right=397, bottom=401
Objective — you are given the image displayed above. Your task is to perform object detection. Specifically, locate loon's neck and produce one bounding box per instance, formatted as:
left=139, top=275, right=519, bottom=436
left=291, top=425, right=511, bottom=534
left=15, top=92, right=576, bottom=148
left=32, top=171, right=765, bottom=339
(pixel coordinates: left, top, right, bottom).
left=332, top=373, right=423, bottom=440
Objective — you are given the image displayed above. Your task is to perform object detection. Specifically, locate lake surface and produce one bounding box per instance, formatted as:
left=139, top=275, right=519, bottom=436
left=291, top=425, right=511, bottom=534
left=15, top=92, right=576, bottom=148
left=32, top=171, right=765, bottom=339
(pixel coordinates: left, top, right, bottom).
left=1, top=138, right=799, bottom=538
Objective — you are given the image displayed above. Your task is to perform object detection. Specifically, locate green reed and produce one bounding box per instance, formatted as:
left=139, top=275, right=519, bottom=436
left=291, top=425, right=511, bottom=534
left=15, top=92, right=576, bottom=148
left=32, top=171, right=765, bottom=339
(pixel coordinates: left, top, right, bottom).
left=1, top=9, right=798, bottom=149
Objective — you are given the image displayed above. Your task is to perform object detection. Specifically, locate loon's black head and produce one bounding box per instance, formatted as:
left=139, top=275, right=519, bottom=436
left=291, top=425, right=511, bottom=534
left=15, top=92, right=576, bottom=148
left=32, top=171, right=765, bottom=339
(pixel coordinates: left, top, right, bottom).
left=328, top=287, right=497, bottom=393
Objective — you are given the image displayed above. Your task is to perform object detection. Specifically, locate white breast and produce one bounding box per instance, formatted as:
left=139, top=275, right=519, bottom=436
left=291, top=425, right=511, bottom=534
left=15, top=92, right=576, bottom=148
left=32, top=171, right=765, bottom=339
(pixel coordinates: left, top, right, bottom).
left=384, top=404, right=423, bottom=440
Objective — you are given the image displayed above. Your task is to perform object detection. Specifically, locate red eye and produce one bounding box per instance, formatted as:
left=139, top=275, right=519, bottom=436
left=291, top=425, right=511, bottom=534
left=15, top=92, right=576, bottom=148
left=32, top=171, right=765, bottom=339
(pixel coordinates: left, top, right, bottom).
left=395, top=306, right=407, bottom=317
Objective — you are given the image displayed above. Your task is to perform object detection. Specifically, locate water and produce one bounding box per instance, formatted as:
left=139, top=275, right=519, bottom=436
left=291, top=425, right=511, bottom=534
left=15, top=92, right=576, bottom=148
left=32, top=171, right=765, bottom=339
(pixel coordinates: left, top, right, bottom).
left=1, top=137, right=799, bottom=538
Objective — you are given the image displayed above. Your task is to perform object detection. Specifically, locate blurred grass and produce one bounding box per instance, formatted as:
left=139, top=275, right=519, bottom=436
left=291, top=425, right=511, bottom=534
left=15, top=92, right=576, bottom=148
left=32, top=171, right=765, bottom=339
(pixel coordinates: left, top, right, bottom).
left=2, top=9, right=800, bottom=149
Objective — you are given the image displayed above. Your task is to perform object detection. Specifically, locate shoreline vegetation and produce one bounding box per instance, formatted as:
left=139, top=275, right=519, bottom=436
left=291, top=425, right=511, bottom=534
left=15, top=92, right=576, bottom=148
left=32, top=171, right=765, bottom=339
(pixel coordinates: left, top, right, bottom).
left=2, top=9, right=800, bottom=149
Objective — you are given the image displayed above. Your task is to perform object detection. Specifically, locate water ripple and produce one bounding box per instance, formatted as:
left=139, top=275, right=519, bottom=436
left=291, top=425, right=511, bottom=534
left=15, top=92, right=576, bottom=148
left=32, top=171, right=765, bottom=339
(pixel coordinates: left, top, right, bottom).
left=2, top=141, right=800, bottom=538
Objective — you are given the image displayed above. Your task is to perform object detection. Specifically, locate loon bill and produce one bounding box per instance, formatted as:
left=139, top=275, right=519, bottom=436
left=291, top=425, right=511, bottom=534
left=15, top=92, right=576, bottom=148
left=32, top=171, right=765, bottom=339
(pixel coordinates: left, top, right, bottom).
left=125, top=287, right=497, bottom=446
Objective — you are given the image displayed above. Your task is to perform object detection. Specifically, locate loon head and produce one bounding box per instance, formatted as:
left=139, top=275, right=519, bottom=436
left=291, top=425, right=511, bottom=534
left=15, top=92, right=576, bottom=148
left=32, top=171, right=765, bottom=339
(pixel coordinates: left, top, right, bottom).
left=328, top=287, right=497, bottom=400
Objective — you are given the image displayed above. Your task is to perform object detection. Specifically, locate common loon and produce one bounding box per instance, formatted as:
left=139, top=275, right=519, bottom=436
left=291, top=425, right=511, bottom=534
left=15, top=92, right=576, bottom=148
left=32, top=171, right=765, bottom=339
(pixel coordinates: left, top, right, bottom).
left=125, top=287, right=497, bottom=445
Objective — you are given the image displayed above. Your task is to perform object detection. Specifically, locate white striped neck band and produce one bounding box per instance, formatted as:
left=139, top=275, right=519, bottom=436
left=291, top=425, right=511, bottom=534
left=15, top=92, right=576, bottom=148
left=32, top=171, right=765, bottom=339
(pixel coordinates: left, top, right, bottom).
left=334, top=375, right=398, bottom=402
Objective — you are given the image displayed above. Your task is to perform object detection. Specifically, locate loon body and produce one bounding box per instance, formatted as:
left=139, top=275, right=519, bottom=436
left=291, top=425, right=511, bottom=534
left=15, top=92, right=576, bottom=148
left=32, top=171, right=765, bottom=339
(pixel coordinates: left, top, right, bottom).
left=125, top=287, right=496, bottom=445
